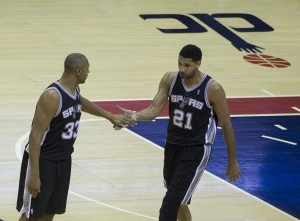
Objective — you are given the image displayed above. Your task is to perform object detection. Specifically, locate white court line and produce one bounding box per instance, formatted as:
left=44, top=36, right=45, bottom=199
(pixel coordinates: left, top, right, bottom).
left=15, top=118, right=300, bottom=221
left=15, top=132, right=29, bottom=161
left=262, top=135, right=297, bottom=146
left=292, top=107, right=300, bottom=112
left=231, top=113, right=300, bottom=117
left=261, top=89, right=275, bottom=96
left=92, top=95, right=300, bottom=100
left=69, top=191, right=156, bottom=220
left=126, top=120, right=300, bottom=221
left=204, top=171, right=300, bottom=221
left=274, top=124, right=287, bottom=130
left=124, top=127, right=164, bottom=151
left=14, top=118, right=157, bottom=220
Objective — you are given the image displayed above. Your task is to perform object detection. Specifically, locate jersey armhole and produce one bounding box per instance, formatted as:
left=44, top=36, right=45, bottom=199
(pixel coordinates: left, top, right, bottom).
left=168, top=72, right=178, bottom=97
left=205, top=79, right=214, bottom=109
left=43, top=87, right=62, bottom=117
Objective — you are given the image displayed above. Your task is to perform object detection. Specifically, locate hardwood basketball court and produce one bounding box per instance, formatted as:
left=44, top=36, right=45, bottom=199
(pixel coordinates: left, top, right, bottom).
left=0, top=1, right=299, bottom=220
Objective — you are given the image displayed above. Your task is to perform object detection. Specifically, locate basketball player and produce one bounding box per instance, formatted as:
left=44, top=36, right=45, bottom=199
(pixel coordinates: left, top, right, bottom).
left=117, top=44, right=241, bottom=221
left=16, top=53, right=136, bottom=221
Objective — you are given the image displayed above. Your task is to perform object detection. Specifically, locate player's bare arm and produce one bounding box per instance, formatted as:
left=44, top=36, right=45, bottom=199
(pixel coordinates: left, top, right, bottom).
left=80, top=95, right=135, bottom=127
left=28, top=89, right=60, bottom=197
left=118, top=72, right=176, bottom=121
left=208, top=80, right=241, bottom=182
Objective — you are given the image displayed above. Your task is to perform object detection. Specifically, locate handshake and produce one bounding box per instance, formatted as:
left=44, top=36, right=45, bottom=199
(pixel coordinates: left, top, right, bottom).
left=111, top=105, right=138, bottom=130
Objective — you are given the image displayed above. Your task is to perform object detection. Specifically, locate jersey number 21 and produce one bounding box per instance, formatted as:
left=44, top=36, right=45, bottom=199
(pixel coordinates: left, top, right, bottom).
left=173, top=109, right=193, bottom=130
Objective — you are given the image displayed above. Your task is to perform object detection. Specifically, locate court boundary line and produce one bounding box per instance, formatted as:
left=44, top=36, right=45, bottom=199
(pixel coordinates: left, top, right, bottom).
left=14, top=119, right=157, bottom=220
left=123, top=124, right=300, bottom=221
left=91, top=94, right=300, bottom=102
left=15, top=117, right=300, bottom=221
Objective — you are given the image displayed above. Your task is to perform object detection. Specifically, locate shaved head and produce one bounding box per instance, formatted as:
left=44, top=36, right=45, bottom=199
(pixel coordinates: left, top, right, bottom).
left=64, top=53, right=88, bottom=72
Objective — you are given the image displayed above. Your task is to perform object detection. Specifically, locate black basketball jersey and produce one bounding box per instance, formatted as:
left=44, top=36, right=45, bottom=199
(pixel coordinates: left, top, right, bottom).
left=26, top=81, right=81, bottom=161
left=166, top=72, right=217, bottom=146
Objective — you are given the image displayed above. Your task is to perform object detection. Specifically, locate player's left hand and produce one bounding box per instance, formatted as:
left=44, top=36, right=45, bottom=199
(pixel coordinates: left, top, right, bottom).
left=112, top=105, right=138, bottom=130
left=111, top=113, right=136, bottom=129
left=226, top=161, right=241, bottom=182
left=117, top=105, right=137, bottom=120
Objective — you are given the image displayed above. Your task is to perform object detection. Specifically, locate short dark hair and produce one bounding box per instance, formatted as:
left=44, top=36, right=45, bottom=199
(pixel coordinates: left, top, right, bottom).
left=179, top=44, right=202, bottom=62
left=64, top=53, right=87, bottom=71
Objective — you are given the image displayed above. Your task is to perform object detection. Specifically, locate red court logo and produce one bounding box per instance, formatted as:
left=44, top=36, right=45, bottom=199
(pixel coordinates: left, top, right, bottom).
left=244, top=54, right=291, bottom=68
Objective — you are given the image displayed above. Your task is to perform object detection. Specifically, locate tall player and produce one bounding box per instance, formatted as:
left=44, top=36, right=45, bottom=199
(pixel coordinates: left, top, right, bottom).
left=16, top=53, right=136, bottom=221
left=117, top=44, right=241, bottom=221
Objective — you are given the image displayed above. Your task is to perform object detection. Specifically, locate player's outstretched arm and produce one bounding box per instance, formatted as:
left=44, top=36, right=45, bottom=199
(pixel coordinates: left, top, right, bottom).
left=117, top=72, right=175, bottom=122
left=80, top=96, right=136, bottom=127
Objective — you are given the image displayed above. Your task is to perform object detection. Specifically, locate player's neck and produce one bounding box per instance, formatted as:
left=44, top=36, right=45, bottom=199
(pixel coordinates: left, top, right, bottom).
left=58, top=76, right=77, bottom=96
left=183, top=70, right=204, bottom=88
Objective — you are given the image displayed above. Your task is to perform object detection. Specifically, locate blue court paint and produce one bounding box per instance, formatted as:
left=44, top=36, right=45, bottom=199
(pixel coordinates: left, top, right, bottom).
left=127, top=115, right=300, bottom=219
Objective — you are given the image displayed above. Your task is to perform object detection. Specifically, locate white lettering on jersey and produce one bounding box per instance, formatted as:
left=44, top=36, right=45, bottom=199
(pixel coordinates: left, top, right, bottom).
left=62, top=105, right=82, bottom=119
left=170, top=95, right=203, bottom=110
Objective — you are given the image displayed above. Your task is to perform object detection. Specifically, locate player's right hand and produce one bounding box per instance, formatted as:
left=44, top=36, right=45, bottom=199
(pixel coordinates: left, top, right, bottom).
left=27, top=173, right=41, bottom=198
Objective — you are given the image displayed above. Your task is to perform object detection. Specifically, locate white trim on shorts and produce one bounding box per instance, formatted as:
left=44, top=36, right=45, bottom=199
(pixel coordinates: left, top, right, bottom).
left=19, top=158, right=32, bottom=218
left=181, top=144, right=212, bottom=205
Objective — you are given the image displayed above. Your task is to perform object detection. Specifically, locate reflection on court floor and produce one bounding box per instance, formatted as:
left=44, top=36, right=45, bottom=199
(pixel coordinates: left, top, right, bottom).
left=96, top=96, right=300, bottom=219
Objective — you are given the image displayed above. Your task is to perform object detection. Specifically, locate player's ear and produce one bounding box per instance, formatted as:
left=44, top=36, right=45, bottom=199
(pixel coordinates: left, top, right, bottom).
left=196, top=60, right=201, bottom=68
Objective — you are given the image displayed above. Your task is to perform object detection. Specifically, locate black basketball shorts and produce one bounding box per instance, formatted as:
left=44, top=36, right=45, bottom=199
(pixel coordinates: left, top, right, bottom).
left=163, top=142, right=211, bottom=205
left=16, top=151, right=72, bottom=219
